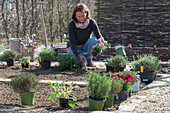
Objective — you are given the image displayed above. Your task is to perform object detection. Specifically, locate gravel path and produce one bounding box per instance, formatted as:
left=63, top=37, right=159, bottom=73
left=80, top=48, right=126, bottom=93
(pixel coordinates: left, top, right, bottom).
left=118, top=74, right=170, bottom=113
left=134, top=83, right=170, bottom=113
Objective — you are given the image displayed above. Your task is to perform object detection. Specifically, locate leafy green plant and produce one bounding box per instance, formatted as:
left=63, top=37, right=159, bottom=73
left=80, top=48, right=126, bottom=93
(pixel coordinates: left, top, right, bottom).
left=38, top=48, right=56, bottom=62
left=9, top=73, right=41, bottom=93
left=112, top=73, right=133, bottom=91
left=20, top=56, right=31, bottom=66
left=109, top=75, right=123, bottom=94
left=1, top=50, right=18, bottom=61
left=105, top=55, right=129, bottom=68
left=47, top=80, right=79, bottom=108
left=0, top=44, right=5, bottom=52
left=131, top=54, right=162, bottom=72
left=86, top=70, right=112, bottom=100
left=57, top=53, right=82, bottom=71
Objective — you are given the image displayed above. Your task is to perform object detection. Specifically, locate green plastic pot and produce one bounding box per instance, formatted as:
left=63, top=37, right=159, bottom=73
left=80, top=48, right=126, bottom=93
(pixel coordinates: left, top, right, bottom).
left=115, top=47, right=126, bottom=56
left=19, top=92, right=35, bottom=105
left=104, top=94, right=115, bottom=107
left=88, top=97, right=106, bottom=111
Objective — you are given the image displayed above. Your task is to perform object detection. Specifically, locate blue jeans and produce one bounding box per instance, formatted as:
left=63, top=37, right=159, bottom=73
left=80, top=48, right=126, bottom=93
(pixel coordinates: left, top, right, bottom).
left=67, top=37, right=98, bottom=65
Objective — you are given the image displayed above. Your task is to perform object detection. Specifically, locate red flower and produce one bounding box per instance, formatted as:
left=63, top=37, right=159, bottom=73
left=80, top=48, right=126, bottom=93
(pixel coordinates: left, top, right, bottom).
left=116, top=74, right=121, bottom=78
left=126, top=74, right=133, bottom=81
left=126, top=78, right=130, bottom=82
left=120, top=75, right=125, bottom=79
left=111, top=75, right=117, bottom=77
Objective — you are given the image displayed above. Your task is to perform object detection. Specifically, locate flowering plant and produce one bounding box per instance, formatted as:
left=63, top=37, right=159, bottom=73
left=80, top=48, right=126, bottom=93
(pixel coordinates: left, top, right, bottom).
left=92, top=37, right=110, bottom=56
left=111, top=73, right=133, bottom=91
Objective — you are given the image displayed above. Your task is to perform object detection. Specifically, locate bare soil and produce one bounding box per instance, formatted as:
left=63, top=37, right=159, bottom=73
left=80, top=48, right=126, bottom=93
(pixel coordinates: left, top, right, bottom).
left=0, top=64, right=169, bottom=112
left=0, top=64, right=118, bottom=112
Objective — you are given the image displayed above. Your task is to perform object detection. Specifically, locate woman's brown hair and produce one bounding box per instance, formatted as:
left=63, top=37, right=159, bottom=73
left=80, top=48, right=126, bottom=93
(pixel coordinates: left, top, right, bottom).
left=71, top=3, right=91, bottom=23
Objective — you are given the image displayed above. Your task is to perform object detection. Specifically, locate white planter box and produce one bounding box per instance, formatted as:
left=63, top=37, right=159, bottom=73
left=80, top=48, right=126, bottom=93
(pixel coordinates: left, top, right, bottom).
left=132, top=81, right=140, bottom=92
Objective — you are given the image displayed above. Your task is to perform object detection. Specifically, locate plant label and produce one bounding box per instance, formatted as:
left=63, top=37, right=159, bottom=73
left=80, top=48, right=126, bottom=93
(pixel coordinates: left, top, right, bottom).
left=142, top=79, right=148, bottom=81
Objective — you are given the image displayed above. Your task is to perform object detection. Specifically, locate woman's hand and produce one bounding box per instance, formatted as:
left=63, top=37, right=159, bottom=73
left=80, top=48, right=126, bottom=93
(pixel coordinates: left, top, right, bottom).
left=78, top=54, right=86, bottom=67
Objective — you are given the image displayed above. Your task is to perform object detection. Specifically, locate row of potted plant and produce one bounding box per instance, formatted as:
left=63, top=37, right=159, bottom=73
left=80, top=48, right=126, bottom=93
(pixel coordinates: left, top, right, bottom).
left=104, top=54, right=162, bottom=84
left=0, top=48, right=58, bottom=68
left=8, top=59, right=161, bottom=110
left=0, top=48, right=82, bottom=70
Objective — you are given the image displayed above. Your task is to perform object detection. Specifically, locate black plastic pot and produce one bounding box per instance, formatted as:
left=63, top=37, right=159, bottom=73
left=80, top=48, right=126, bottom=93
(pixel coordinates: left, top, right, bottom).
left=7, top=59, right=15, bottom=66
left=39, top=61, right=51, bottom=69
left=117, top=90, right=129, bottom=101
left=22, top=63, right=30, bottom=68
left=106, top=65, right=125, bottom=72
left=59, top=98, right=73, bottom=108
left=139, top=72, right=157, bottom=84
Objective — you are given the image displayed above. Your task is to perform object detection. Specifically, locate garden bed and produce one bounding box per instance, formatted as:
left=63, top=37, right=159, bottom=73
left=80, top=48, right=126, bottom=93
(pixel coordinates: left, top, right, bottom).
left=0, top=64, right=169, bottom=112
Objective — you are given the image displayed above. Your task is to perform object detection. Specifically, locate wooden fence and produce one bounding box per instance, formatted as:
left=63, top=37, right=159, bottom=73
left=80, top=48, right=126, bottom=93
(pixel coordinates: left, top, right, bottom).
left=95, top=0, right=170, bottom=47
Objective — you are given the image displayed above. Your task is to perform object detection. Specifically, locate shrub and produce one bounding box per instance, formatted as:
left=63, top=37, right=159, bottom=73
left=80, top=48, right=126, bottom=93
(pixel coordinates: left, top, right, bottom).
left=38, top=48, right=56, bottom=62
left=105, top=55, right=129, bottom=68
left=131, top=54, right=162, bottom=72
left=9, top=73, right=41, bottom=93
left=57, top=53, right=82, bottom=71
left=109, top=76, right=123, bottom=94
left=86, top=70, right=112, bottom=100
left=1, top=50, right=18, bottom=61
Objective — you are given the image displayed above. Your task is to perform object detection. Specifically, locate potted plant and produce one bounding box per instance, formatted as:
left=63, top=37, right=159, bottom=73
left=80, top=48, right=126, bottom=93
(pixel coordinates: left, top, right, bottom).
left=9, top=73, right=41, bottom=105
left=112, top=73, right=133, bottom=101
left=57, top=53, right=82, bottom=71
left=105, top=55, right=129, bottom=72
left=104, top=74, right=123, bottom=107
left=47, top=80, right=79, bottom=108
left=121, top=71, right=140, bottom=92
left=38, top=48, right=56, bottom=68
left=20, top=56, right=31, bottom=68
left=131, top=54, right=162, bottom=84
left=86, top=70, right=112, bottom=111
left=1, top=50, right=18, bottom=66
left=92, top=37, right=110, bottom=57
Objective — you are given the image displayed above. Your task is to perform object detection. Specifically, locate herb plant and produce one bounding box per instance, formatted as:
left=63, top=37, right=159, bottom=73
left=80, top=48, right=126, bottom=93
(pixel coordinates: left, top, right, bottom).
left=47, top=80, right=79, bottom=108
left=1, top=50, right=18, bottom=61
left=9, top=73, right=41, bottom=93
left=105, top=55, right=129, bottom=68
left=20, top=56, right=31, bottom=66
left=57, top=54, right=82, bottom=71
left=38, top=48, right=56, bottom=62
left=109, top=75, right=123, bottom=94
left=131, top=54, right=162, bottom=72
left=86, top=70, right=112, bottom=100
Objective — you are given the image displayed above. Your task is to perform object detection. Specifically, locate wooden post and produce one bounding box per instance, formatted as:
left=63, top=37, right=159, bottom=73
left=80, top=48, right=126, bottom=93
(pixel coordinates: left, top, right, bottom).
left=38, top=2, right=47, bottom=48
